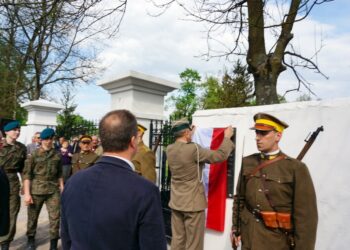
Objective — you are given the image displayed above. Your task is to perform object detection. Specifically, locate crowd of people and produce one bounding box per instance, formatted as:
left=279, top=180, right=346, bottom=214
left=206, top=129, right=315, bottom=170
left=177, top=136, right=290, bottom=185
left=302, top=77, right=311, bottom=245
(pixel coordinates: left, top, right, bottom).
left=0, top=110, right=318, bottom=250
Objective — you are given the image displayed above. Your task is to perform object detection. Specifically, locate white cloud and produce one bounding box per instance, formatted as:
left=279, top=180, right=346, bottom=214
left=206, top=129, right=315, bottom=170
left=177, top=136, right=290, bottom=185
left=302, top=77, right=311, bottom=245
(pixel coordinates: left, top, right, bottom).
left=74, top=1, right=350, bottom=119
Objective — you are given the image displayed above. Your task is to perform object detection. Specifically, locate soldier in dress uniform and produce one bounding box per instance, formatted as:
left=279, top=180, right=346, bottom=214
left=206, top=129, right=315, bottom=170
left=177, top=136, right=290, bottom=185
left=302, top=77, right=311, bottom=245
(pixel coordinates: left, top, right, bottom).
left=231, top=113, right=318, bottom=250
left=167, top=118, right=234, bottom=250
left=71, top=135, right=99, bottom=175
left=0, top=121, right=27, bottom=250
left=23, top=128, right=64, bottom=250
left=131, top=124, right=156, bottom=183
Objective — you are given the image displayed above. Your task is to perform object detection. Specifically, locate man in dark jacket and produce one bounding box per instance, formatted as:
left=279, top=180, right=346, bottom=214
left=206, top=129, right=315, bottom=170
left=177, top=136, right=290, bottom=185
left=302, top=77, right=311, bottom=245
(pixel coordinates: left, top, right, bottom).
left=61, top=110, right=167, bottom=250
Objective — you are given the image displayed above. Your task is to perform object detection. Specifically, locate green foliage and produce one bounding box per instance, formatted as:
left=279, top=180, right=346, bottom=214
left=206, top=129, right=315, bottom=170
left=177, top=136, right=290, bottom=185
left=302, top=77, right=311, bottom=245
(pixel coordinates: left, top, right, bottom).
left=201, top=60, right=254, bottom=109
left=167, top=68, right=201, bottom=120
left=55, top=86, right=96, bottom=139
left=0, top=36, right=28, bottom=122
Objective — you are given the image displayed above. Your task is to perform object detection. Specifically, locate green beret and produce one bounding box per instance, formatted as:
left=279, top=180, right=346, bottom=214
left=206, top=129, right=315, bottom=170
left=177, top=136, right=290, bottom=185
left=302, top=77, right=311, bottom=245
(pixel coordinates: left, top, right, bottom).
left=40, top=128, right=55, bottom=140
left=172, top=118, right=191, bottom=133
left=4, top=121, right=20, bottom=132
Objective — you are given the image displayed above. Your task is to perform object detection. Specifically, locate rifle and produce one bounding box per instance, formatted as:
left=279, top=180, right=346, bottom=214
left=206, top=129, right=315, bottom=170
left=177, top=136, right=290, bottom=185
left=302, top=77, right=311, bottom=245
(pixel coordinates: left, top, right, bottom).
left=297, top=126, right=324, bottom=161
left=232, top=137, right=245, bottom=250
left=152, top=134, right=162, bottom=154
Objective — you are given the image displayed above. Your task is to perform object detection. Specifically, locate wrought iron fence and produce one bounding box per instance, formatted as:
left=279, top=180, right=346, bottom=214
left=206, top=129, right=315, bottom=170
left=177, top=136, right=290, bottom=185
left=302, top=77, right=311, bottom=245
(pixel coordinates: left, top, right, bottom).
left=56, top=119, right=99, bottom=140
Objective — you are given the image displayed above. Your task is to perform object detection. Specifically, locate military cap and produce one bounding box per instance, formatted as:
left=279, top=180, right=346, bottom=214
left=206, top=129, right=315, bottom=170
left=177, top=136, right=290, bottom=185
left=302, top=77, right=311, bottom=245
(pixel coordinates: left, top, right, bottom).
left=4, top=120, right=20, bottom=132
left=172, top=118, right=191, bottom=133
left=40, top=128, right=55, bottom=140
left=79, top=135, right=92, bottom=142
left=251, top=112, right=289, bottom=132
left=137, top=124, right=147, bottom=133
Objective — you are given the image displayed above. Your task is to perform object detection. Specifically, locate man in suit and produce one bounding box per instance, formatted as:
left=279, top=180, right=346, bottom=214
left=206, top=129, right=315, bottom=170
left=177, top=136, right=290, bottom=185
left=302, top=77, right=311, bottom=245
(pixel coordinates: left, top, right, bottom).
left=231, top=113, right=318, bottom=250
left=61, top=110, right=167, bottom=250
left=166, top=118, right=234, bottom=250
left=132, top=124, right=156, bottom=183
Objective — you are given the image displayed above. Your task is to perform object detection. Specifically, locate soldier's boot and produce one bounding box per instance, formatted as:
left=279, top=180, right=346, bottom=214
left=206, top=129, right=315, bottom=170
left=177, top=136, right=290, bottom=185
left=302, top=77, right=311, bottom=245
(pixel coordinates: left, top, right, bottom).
left=1, top=242, right=10, bottom=250
left=49, top=238, right=58, bottom=250
left=26, top=236, right=36, bottom=250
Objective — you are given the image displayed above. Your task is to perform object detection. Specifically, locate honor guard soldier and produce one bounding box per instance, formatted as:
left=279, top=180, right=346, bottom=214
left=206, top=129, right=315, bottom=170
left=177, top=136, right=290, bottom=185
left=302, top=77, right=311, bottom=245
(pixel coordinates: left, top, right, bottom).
left=71, top=135, right=99, bottom=175
left=23, top=128, right=64, bottom=250
left=0, top=121, right=27, bottom=250
left=231, top=113, right=318, bottom=250
left=131, top=124, right=156, bottom=183
left=167, top=118, right=234, bottom=250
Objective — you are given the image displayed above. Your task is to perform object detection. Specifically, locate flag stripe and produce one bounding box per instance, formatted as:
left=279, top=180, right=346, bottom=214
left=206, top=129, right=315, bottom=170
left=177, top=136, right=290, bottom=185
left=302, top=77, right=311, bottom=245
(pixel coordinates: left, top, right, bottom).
left=206, top=128, right=227, bottom=232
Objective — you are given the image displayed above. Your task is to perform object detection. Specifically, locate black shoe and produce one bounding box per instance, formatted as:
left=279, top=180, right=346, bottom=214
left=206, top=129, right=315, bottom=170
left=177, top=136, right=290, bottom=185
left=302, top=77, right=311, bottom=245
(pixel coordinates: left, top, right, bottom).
left=1, top=242, right=10, bottom=250
left=26, top=236, right=35, bottom=250
left=49, top=238, right=58, bottom=250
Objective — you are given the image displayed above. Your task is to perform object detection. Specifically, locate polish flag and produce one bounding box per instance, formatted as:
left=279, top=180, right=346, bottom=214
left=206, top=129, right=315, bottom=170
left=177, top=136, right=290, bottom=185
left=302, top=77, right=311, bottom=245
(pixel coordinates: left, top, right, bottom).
left=192, top=127, right=227, bottom=232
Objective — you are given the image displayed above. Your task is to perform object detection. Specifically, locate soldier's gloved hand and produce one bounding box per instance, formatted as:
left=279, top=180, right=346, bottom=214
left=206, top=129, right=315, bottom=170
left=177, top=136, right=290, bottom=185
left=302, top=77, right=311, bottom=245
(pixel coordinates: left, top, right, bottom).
left=224, top=126, right=234, bottom=139
left=24, top=194, right=34, bottom=206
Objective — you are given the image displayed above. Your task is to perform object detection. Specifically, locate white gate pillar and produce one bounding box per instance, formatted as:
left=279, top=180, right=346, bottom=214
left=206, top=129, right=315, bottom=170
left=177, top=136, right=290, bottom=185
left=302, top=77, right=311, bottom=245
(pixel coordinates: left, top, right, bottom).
left=98, top=70, right=178, bottom=146
left=19, top=99, right=64, bottom=145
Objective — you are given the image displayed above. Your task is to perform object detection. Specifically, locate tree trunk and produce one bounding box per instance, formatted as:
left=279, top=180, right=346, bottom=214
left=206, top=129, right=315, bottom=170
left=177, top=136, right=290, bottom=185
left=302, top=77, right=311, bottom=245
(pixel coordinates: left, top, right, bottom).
left=254, top=71, right=279, bottom=105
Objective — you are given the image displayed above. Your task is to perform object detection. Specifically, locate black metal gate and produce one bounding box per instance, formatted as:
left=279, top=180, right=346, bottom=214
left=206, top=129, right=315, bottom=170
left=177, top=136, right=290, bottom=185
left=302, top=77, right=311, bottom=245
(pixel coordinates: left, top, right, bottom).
left=149, top=119, right=237, bottom=240
left=149, top=119, right=174, bottom=239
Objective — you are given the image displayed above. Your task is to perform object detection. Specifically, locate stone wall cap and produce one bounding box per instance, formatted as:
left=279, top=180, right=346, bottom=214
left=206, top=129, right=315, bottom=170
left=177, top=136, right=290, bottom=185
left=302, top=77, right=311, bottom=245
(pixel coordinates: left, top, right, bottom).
left=21, top=99, right=64, bottom=110
left=98, top=70, right=179, bottom=91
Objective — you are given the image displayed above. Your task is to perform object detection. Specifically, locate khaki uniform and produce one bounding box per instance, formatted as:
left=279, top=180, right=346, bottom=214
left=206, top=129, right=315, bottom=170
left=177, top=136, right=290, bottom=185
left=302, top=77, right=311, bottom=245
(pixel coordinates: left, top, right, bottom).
left=71, top=151, right=99, bottom=175
left=167, top=138, right=234, bottom=250
left=0, top=141, right=26, bottom=243
left=93, top=145, right=103, bottom=156
left=132, top=141, right=156, bottom=183
left=232, top=153, right=318, bottom=250
left=22, top=148, right=63, bottom=239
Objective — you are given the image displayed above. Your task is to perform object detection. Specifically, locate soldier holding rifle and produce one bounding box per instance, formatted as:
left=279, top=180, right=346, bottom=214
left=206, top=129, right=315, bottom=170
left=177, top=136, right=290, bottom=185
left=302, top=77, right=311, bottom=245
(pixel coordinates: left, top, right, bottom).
left=231, top=113, right=318, bottom=250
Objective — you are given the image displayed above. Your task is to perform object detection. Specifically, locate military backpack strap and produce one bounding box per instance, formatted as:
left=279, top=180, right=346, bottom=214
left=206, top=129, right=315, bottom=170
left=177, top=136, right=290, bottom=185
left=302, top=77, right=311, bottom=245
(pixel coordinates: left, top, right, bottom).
left=248, top=154, right=286, bottom=179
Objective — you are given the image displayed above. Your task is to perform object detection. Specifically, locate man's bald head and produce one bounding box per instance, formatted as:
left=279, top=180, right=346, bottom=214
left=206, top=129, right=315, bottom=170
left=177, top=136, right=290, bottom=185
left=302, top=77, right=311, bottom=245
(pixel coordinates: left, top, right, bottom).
left=99, top=110, right=137, bottom=152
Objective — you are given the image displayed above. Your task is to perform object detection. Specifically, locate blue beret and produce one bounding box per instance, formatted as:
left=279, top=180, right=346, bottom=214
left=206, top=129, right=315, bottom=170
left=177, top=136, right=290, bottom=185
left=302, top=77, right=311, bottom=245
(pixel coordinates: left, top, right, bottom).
left=4, top=121, right=20, bottom=132
left=40, top=128, right=55, bottom=140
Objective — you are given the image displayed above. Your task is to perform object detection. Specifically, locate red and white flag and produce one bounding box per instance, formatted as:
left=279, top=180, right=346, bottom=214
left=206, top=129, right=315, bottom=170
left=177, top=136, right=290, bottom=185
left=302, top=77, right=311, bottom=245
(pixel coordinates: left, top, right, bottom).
left=192, top=127, right=228, bottom=232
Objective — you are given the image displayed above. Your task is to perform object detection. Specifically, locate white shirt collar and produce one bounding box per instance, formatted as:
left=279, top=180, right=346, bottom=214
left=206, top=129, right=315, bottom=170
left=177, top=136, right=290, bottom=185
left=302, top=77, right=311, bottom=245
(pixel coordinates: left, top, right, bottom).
left=264, top=149, right=281, bottom=156
left=103, top=154, right=135, bottom=171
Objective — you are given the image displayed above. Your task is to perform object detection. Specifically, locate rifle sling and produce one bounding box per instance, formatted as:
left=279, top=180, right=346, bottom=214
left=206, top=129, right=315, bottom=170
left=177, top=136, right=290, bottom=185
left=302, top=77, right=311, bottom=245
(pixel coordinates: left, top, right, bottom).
left=249, top=154, right=286, bottom=178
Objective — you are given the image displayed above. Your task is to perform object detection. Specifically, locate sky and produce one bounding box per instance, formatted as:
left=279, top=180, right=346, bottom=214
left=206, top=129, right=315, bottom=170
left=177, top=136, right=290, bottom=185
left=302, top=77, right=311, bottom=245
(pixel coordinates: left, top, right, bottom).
left=72, top=0, right=350, bottom=120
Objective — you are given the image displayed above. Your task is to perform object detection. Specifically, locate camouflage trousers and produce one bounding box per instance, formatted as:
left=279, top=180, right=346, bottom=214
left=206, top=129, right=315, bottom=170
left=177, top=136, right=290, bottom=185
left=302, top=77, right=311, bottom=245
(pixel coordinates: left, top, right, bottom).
left=0, top=193, right=20, bottom=243
left=26, top=192, right=60, bottom=239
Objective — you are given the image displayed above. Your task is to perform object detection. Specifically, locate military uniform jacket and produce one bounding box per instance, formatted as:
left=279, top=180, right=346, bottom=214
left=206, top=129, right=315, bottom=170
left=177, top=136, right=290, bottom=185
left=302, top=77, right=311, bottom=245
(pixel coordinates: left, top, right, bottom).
left=71, top=151, right=99, bottom=175
left=166, top=138, right=234, bottom=212
left=232, top=153, right=318, bottom=250
left=23, top=148, right=62, bottom=195
left=132, top=141, right=156, bottom=183
left=0, top=140, right=26, bottom=195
